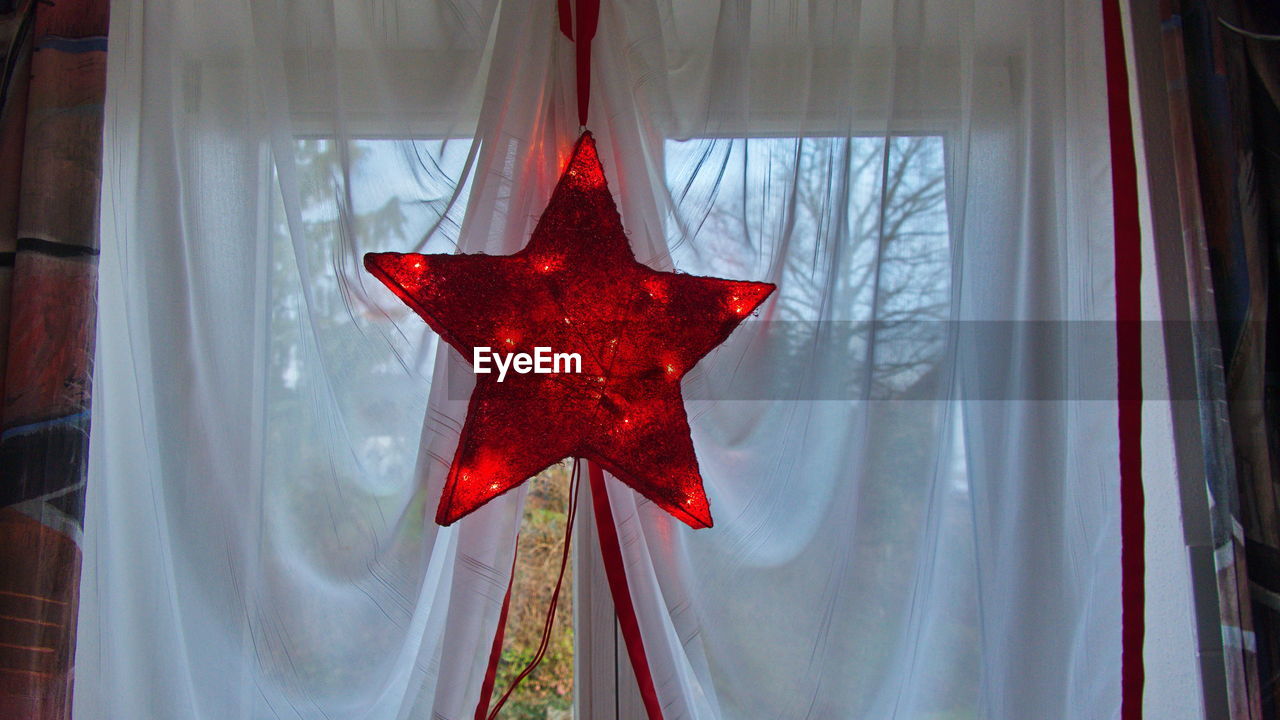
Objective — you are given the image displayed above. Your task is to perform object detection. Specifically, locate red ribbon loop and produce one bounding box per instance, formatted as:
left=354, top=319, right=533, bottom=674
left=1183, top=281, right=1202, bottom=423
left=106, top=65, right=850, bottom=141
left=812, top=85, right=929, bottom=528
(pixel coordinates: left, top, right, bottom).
left=588, top=462, right=665, bottom=720
left=558, top=0, right=573, bottom=39
left=558, top=0, right=600, bottom=126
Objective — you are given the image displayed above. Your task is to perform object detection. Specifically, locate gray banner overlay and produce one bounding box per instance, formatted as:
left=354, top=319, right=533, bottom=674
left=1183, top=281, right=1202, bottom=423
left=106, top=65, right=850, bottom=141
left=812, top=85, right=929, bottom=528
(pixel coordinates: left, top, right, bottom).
left=436, top=321, right=1235, bottom=401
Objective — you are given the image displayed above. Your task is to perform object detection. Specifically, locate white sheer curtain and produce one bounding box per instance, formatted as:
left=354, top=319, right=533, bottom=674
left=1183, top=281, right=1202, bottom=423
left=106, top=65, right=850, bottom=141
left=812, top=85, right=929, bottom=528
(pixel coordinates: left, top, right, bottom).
left=77, top=0, right=1120, bottom=719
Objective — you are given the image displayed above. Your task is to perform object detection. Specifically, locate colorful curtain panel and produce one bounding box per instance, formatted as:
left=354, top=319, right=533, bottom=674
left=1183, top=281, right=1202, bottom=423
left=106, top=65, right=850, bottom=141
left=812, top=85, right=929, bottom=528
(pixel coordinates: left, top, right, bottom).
left=1165, top=0, right=1280, bottom=717
left=0, top=0, right=108, bottom=717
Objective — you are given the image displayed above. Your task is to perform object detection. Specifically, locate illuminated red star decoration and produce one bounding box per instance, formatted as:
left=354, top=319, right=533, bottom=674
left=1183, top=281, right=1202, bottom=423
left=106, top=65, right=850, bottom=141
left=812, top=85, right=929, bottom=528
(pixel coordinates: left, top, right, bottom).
left=365, top=132, right=774, bottom=528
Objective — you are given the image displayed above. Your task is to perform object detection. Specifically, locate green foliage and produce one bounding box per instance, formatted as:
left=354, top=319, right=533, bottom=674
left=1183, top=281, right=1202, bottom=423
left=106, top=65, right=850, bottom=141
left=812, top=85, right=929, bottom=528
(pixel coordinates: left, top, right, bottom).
left=491, top=637, right=575, bottom=720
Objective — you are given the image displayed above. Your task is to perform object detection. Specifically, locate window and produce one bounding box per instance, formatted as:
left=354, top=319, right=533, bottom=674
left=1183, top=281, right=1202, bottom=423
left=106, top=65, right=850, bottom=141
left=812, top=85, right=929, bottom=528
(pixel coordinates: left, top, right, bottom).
left=265, top=131, right=962, bottom=718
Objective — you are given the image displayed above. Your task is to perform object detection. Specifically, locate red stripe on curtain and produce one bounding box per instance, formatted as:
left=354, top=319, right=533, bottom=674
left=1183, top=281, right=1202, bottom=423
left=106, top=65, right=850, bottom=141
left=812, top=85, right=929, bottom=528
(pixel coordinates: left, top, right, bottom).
left=588, top=462, right=664, bottom=720
left=1101, top=1, right=1145, bottom=718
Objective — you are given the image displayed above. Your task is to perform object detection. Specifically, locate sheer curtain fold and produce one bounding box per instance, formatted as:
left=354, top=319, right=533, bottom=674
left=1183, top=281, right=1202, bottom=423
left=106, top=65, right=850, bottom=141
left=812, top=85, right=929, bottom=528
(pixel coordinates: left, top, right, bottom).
left=79, top=0, right=1122, bottom=718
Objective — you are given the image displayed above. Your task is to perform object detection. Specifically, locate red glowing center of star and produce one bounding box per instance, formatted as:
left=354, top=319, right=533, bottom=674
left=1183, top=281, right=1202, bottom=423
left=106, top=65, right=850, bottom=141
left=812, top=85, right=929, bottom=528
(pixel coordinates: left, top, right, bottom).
left=364, top=132, right=774, bottom=528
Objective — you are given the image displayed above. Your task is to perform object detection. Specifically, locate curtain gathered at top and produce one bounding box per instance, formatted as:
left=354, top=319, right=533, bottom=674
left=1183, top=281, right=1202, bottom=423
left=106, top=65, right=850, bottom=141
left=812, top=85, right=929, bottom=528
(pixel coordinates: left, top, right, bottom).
left=80, top=0, right=1125, bottom=718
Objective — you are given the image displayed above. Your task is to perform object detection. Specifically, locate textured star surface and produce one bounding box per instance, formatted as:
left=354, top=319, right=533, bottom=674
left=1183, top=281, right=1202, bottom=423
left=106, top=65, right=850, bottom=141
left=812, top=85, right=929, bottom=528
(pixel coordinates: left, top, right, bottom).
left=365, top=132, right=774, bottom=528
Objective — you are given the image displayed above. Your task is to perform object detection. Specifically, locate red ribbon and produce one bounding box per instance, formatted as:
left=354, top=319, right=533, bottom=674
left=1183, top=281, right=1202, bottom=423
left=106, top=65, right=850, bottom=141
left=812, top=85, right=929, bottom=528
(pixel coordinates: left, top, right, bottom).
left=557, top=0, right=573, bottom=40
left=589, top=462, right=665, bottom=720
left=1101, top=0, right=1144, bottom=717
left=558, top=0, right=600, bottom=127
left=474, top=547, right=518, bottom=720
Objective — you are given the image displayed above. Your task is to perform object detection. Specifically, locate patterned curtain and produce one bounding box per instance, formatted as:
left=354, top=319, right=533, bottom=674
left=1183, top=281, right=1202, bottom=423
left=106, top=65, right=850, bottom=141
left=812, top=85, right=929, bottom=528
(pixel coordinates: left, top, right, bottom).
left=0, top=0, right=108, bottom=717
left=1164, top=0, right=1280, bottom=716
